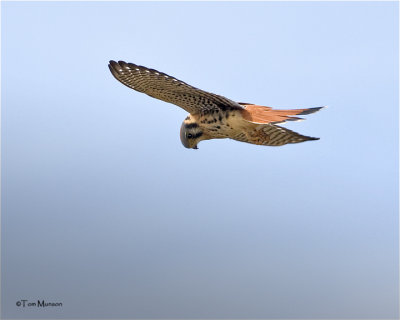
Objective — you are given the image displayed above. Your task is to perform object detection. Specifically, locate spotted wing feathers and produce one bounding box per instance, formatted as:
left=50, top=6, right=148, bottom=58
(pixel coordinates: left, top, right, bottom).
left=233, top=123, right=319, bottom=146
left=109, top=61, right=243, bottom=115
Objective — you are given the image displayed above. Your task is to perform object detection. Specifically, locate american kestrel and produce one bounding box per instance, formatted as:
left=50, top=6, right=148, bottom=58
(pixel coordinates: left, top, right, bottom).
left=109, top=60, right=324, bottom=149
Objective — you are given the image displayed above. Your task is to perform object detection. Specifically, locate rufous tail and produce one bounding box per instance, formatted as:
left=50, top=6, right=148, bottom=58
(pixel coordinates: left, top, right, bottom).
left=239, top=103, right=325, bottom=124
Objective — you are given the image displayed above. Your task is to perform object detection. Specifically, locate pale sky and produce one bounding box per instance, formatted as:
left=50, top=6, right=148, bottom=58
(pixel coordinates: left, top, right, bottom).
left=2, top=1, right=399, bottom=319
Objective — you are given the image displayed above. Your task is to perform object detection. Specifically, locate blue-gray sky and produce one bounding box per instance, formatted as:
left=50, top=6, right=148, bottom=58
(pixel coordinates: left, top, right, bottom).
left=2, top=1, right=399, bottom=319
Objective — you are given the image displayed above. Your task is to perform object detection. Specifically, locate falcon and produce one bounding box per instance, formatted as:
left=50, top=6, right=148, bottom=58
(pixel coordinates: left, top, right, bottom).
left=108, top=60, right=324, bottom=149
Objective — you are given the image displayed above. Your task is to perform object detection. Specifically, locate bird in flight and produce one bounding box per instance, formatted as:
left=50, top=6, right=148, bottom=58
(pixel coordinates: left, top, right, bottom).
left=108, top=61, right=324, bottom=149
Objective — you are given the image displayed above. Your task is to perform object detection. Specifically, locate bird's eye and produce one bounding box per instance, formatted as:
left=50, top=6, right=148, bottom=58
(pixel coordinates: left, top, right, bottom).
left=187, top=133, right=193, bottom=139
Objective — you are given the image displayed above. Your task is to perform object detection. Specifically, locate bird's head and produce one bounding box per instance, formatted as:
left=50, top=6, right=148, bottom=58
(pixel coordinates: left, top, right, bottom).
left=180, top=117, right=205, bottom=150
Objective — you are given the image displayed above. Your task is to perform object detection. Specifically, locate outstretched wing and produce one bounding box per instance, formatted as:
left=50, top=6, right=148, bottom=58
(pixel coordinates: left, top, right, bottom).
left=233, top=124, right=319, bottom=146
left=108, top=61, right=243, bottom=115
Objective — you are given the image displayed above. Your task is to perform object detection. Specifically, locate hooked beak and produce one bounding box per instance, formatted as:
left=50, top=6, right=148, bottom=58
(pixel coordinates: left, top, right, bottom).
left=193, top=145, right=198, bottom=150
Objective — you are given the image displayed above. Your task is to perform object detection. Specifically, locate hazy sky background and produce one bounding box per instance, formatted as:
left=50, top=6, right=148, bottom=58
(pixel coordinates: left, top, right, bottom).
left=2, top=1, right=399, bottom=319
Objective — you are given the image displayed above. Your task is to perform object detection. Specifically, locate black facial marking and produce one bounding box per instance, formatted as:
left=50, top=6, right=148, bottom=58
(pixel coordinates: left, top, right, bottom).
left=192, top=132, right=203, bottom=139
left=185, top=123, right=199, bottom=129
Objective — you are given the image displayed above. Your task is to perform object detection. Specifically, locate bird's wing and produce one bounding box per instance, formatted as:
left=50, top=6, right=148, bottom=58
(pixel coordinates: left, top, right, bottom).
left=233, top=124, right=319, bottom=146
left=109, top=61, right=243, bottom=115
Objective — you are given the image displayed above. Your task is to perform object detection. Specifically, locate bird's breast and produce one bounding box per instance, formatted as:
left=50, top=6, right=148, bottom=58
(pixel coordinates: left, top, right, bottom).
left=196, top=110, right=244, bottom=138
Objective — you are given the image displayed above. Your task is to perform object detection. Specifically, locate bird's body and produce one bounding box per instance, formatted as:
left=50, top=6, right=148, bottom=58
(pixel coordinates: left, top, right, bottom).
left=186, top=110, right=244, bottom=139
left=108, top=60, right=324, bottom=149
